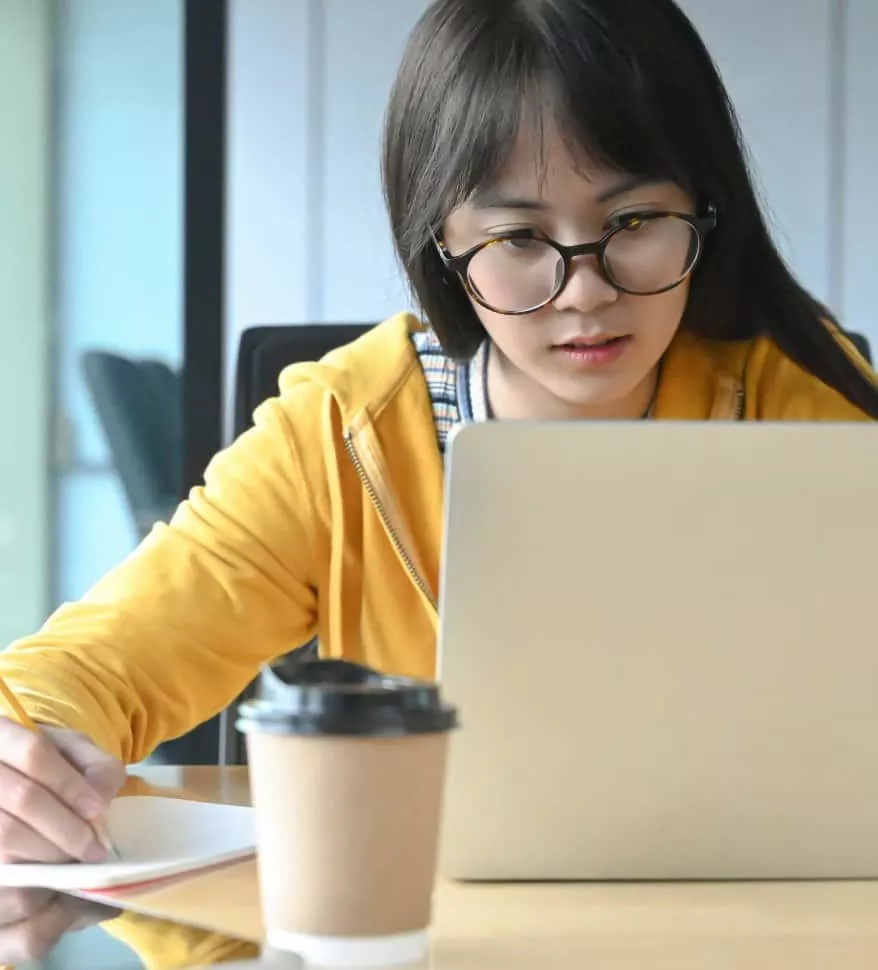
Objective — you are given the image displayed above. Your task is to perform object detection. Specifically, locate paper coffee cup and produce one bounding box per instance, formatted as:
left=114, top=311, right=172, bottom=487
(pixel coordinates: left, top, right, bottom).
left=237, top=660, right=458, bottom=968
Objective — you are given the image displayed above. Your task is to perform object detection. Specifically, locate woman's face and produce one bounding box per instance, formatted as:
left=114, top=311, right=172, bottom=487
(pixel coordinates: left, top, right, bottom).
left=442, top=125, right=696, bottom=420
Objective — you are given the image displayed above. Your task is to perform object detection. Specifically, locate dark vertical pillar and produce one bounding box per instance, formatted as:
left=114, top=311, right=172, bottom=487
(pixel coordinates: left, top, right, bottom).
left=169, top=0, right=227, bottom=766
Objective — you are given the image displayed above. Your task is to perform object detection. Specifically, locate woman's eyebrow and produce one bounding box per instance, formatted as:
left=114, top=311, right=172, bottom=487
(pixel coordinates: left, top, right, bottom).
left=469, top=176, right=667, bottom=211
left=468, top=190, right=549, bottom=211
left=596, top=175, right=663, bottom=203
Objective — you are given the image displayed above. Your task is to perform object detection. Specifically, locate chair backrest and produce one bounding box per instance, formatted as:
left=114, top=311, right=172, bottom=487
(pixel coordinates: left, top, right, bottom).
left=845, top=330, right=872, bottom=365
left=233, top=324, right=374, bottom=438
left=82, top=351, right=182, bottom=536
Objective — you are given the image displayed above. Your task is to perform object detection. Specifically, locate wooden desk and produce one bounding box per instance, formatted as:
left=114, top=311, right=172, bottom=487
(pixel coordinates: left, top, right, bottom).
left=105, top=767, right=878, bottom=969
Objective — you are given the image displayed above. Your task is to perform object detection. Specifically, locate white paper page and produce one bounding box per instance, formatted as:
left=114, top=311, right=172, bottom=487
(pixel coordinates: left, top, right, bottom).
left=0, top=796, right=256, bottom=890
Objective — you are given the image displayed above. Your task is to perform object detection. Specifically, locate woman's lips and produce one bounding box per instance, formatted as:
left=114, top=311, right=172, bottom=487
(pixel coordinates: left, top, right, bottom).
left=552, top=335, right=632, bottom=367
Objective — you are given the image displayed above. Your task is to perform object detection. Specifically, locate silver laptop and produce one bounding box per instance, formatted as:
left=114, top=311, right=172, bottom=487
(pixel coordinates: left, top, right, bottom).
left=437, top=421, right=878, bottom=881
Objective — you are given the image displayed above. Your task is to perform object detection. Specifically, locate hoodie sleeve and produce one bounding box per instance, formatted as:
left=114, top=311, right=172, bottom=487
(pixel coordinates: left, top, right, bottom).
left=102, top=913, right=259, bottom=970
left=0, top=388, right=324, bottom=763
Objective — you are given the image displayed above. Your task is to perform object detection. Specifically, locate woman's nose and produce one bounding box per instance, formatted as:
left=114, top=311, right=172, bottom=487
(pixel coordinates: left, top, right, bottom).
left=551, top=254, right=620, bottom=313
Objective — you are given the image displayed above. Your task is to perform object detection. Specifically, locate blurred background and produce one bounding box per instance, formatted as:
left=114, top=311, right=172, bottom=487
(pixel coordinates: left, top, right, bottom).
left=1, top=0, right=876, bottom=762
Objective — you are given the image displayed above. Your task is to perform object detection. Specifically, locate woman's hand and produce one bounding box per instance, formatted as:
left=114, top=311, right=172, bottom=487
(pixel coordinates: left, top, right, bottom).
left=0, top=718, right=125, bottom=864
left=0, top=888, right=119, bottom=966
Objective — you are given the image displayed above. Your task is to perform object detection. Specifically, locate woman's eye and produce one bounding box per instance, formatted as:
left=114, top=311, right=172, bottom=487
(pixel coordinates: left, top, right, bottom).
left=498, top=233, right=540, bottom=250
left=615, top=215, right=647, bottom=233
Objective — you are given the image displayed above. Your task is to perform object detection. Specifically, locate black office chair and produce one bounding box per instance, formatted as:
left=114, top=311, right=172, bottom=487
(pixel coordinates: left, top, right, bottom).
left=82, top=351, right=182, bottom=539
left=233, top=324, right=374, bottom=437
left=218, top=323, right=374, bottom=764
left=845, top=331, right=872, bottom=365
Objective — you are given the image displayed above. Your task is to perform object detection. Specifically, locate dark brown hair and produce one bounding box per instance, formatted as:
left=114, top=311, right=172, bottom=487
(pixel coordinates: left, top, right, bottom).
left=382, top=0, right=878, bottom=417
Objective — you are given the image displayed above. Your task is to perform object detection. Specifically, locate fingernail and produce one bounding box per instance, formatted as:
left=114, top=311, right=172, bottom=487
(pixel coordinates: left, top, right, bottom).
left=83, top=842, right=107, bottom=864
left=76, top=794, right=104, bottom=820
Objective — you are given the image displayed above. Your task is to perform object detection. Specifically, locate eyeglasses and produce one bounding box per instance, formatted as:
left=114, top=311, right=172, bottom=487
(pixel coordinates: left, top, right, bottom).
left=435, top=208, right=717, bottom=315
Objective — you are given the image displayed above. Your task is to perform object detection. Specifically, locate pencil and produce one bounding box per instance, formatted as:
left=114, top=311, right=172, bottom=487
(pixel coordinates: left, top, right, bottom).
left=0, top=677, right=120, bottom=861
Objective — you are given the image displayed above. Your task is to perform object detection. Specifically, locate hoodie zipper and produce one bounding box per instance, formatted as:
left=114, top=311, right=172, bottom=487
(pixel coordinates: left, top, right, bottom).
left=343, top=430, right=436, bottom=607
left=710, top=376, right=746, bottom=421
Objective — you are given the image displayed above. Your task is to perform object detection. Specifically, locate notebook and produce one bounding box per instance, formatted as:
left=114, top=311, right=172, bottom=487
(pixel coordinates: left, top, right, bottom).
left=0, top=796, right=256, bottom=891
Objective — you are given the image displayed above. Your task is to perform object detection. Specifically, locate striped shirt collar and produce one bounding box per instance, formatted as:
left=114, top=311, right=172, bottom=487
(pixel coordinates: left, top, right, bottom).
left=411, top=328, right=489, bottom=455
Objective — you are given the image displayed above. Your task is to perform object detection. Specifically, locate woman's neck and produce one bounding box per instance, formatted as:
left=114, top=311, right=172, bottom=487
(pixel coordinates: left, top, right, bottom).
left=486, top=343, right=659, bottom=422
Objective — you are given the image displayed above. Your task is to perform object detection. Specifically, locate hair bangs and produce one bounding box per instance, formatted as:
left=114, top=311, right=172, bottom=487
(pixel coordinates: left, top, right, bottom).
left=535, top=4, right=691, bottom=193
left=388, top=20, right=548, bottom=256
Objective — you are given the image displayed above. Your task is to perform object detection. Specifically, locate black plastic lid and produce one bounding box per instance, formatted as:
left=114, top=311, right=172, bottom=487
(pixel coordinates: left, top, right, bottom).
left=236, top=659, right=458, bottom=738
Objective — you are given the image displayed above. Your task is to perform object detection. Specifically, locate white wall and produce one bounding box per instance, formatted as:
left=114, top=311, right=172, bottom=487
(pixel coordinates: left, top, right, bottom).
left=225, top=0, right=426, bottom=426
left=319, top=0, right=421, bottom=322
left=226, top=0, right=311, bottom=330
left=0, top=0, right=51, bottom=644
left=226, top=0, right=878, bottom=402
left=843, top=0, right=878, bottom=345
left=54, top=0, right=183, bottom=603
left=225, top=0, right=311, bottom=432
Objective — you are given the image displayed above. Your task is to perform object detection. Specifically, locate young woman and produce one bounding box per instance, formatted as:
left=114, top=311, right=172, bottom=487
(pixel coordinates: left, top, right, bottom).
left=0, top=0, right=874, bottom=879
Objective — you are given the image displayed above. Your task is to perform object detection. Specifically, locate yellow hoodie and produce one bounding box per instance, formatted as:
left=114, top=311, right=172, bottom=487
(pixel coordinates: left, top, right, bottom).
left=0, top=312, right=871, bottom=761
